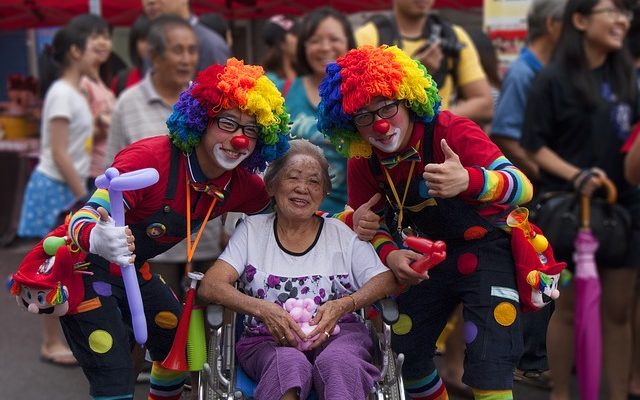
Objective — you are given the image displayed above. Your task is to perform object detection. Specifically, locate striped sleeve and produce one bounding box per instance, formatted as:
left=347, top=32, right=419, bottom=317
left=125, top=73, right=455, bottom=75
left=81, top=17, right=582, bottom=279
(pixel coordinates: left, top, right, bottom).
left=315, top=209, right=354, bottom=228
left=469, top=156, right=533, bottom=205
left=67, top=189, right=112, bottom=250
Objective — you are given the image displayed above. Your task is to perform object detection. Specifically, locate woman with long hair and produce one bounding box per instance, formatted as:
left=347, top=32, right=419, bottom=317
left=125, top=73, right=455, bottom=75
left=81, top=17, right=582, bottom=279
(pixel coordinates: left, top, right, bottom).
left=521, top=1, right=638, bottom=398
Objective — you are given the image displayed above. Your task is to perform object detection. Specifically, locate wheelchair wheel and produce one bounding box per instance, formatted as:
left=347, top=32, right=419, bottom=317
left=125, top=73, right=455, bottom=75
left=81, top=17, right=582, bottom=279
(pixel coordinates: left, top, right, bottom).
left=382, top=350, right=403, bottom=400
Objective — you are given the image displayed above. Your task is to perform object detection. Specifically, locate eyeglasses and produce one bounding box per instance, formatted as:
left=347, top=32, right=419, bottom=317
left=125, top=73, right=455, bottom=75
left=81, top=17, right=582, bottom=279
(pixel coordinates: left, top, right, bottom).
left=353, top=102, right=401, bottom=127
left=590, top=7, right=634, bottom=21
left=212, top=117, right=260, bottom=139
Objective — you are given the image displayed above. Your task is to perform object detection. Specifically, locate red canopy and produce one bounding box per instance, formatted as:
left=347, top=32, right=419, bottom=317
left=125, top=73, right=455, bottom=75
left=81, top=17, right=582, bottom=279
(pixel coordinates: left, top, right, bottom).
left=0, top=0, right=482, bottom=30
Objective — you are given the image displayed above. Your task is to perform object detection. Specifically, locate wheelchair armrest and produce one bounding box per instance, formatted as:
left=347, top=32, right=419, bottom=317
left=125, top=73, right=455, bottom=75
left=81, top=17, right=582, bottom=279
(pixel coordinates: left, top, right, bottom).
left=206, top=303, right=225, bottom=329
left=375, top=298, right=399, bottom=325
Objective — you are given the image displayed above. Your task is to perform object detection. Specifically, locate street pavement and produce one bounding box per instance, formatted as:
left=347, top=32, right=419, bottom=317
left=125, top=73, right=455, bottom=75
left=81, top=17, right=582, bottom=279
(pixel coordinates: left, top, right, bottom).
left=1, top=238, right=579, bottom=399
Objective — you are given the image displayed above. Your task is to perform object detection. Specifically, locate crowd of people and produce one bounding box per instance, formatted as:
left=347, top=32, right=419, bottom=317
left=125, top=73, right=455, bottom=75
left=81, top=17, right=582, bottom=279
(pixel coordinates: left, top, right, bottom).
left=7, top=0, right=640, bottom=399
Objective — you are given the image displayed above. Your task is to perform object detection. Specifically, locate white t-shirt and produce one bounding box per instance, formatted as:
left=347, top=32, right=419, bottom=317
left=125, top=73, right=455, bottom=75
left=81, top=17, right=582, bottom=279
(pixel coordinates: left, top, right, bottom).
left=36, top=79, right=93, bottom=181
left=219, top=213, right=388, bottom=332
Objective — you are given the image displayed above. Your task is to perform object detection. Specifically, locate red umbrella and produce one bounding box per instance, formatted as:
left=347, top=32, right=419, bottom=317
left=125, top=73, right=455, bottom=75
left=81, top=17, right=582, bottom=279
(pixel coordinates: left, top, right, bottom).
left=572, top=179, right=618, bottom=400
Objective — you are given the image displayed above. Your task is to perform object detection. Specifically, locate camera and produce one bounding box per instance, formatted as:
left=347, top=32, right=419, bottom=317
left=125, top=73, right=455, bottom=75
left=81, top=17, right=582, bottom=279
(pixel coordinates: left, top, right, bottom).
left=429, top=24, right=465, bottom=57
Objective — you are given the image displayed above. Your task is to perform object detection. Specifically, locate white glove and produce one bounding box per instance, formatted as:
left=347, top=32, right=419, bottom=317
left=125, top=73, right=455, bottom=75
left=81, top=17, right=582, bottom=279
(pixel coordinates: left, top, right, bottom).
left=89, top=211, right=133, bottom=266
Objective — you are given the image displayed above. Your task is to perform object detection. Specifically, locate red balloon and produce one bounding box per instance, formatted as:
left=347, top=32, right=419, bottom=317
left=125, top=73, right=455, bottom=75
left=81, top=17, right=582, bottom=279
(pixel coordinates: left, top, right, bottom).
left=230, top=135, right=249, bottom=149
left=373, top=119, right=390, bottom=133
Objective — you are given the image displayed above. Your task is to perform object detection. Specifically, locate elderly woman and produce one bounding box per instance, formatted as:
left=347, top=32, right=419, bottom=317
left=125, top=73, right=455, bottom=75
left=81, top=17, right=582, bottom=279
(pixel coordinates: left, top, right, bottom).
left=198, top=139, right=398, bottom=400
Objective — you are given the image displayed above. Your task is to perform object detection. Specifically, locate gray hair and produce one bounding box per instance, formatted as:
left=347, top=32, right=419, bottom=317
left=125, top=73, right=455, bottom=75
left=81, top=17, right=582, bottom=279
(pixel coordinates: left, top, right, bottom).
left=147, top=15, right=194, bottom=57
left=264, top=139, right=332, bottom=197
left=527, top=0, right=567, bottom=42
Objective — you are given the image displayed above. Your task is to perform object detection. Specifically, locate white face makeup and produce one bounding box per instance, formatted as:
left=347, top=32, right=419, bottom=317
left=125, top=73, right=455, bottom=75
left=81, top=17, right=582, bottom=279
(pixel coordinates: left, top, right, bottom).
left=368, top=126, right=403, bottom=153
left=211, top=143, right=251, bottom=171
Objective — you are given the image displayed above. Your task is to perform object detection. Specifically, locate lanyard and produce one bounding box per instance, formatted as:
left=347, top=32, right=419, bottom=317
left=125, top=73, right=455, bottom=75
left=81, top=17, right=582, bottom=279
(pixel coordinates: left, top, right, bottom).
left=381, top=140, right=420, bottom=232
left=185, top=172, right=217, bottom=263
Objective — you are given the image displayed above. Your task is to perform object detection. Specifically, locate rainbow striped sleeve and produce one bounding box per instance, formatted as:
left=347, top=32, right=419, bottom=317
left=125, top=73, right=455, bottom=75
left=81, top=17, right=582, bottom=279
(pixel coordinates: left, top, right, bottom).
left=315, top=209, right=354, bottom=228
left=476, top=156, right=533, bottom=206
left=68, top=189, right=112, bottom=250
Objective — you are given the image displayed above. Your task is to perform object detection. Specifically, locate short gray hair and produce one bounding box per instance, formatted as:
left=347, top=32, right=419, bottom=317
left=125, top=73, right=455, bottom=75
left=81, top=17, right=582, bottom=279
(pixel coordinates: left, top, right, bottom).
left=147, top=15, right=194, bottom=56
left=527, top=0, right=567, bottom=42
left=264, top=139, right=332, bottom=197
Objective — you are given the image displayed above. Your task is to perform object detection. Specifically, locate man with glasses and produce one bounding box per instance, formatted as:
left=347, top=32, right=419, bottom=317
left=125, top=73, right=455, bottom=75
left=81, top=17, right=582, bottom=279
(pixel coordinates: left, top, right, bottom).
left=318, top=45, right=535, bottom=399
left=60, top=59, right=292, bottom=399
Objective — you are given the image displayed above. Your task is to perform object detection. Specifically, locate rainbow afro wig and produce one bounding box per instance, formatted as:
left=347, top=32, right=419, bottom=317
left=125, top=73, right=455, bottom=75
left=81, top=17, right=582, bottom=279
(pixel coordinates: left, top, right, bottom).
left=167, top=58, right=290, bottom=172
left=317, top=45, right=440, bottom=158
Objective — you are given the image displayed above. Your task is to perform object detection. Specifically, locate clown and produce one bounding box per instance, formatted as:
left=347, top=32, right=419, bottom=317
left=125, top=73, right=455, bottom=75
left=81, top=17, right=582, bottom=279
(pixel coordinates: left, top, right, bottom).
left=11, top=224, right=87, bottom=317
left=52, top=59, right=291, bottom=400
left=317, top=45, right=536, bottom=400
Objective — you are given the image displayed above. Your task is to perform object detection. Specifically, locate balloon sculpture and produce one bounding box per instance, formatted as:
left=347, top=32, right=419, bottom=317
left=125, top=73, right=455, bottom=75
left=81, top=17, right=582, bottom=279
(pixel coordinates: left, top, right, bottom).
left=284, top=298, right=340, bottom=351
left=95, top=167, right=159, bottom=345
left=403, top=236, right=447, bottom=273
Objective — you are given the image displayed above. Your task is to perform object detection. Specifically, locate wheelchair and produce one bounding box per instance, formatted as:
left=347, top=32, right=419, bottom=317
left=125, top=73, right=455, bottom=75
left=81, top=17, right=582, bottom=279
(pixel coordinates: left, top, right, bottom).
left=194, top=298, right=406, bottom=400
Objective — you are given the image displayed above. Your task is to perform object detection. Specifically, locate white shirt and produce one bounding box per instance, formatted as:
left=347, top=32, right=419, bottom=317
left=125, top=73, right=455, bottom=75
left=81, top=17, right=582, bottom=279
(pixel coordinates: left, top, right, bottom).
left=36, top=79, right=93, bottom=181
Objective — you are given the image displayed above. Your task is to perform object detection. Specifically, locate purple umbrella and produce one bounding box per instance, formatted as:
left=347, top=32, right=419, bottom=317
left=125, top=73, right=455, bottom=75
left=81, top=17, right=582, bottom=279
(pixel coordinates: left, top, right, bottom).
left=573, top=186, right=609, bottom=399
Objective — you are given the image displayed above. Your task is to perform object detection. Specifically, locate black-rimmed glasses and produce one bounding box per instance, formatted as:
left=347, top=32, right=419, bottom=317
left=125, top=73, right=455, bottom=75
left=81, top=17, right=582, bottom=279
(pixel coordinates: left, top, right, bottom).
left=590, top=7, right=634, bottom=21
left=212, top=117, right=260, bottom=139
left=353, top=102, right=401, bottom=127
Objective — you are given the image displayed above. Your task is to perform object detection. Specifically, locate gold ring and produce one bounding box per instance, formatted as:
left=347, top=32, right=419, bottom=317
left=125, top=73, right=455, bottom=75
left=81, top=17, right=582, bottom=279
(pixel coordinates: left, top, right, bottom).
left=324, top=331, right=330, bottom=339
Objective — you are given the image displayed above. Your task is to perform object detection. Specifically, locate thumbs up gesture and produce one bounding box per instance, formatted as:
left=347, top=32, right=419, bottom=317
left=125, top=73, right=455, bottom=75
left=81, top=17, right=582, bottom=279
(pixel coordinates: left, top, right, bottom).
left=422, top=139, right=468, bottom=198
left=352, top=193, right=382, bottom=241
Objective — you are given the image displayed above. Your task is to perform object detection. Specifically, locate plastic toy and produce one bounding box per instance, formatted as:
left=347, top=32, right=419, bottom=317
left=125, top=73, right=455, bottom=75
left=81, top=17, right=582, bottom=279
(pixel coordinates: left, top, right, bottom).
left=284, top=298, right=340, bottom=351
left=403, top=236, right=447, bottom=273
left=507, top=207, right=566, bottom=311
left=10, top=224, right=88, bottom=316
left=95, top=167, right=159, bottom=345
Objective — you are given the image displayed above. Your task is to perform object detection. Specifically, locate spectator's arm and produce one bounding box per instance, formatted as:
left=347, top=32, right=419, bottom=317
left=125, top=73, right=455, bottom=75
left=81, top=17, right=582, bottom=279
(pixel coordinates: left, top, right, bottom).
left=50, top=117, right=88, bottom=200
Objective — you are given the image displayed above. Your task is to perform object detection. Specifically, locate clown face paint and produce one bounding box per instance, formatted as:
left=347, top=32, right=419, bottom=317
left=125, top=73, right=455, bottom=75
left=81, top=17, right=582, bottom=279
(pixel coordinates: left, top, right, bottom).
left=197, top=108, right=258, bottom=178
left=356, top=98, right=413, bottom=154
left=368, top=127, right=403, bottom=153
left=18, top=286, right=69, bottom=316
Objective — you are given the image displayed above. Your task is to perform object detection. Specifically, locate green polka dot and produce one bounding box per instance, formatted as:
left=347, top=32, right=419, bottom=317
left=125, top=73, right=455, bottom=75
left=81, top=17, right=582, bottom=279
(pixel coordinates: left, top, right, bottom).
left=88, top=330, right=113, bottom=354
left=392, top=313, right=413, bottom=335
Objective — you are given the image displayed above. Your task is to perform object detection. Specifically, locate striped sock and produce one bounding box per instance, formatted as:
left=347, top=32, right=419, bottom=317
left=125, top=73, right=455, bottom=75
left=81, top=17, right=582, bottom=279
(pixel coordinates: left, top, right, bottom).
left=405, top=369, right=449, bottom=399
left=93, top=396, right=133, bottom=400
left=472, top=389, right=513, bottom=400
left=147, top=361, right=186, bottom=400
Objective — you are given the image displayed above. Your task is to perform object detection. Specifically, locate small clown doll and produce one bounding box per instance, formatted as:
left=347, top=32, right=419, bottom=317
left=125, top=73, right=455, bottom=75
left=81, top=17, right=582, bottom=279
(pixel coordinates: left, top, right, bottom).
left=10, top=224, right=88, bottom=316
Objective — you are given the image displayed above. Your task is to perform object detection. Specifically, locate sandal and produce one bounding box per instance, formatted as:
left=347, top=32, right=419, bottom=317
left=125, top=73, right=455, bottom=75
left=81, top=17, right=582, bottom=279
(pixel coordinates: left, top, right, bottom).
left=513, top=368, right=552, bottom=390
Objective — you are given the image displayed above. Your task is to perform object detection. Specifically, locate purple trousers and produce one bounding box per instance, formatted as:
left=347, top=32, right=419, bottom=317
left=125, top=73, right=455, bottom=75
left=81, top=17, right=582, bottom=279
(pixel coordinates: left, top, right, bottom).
left=236, top=321, right=380, bottom=400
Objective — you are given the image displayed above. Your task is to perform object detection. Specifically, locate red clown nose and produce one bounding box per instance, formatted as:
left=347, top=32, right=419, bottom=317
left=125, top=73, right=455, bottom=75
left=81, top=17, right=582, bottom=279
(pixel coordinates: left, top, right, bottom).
left=373, top=119, right=390, bottom=134
left=230, top=135, right=250, bottom=150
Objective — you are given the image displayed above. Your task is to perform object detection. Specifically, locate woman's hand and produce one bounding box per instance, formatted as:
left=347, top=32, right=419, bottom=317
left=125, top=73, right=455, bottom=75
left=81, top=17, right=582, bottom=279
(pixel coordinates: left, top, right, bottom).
left=305, top=298, right=349, bottom=350
left=259, top=301, right=306, bottom=347
left=386, top=249, right=428, bottom=286
left=573, top=167, right=607, bottom=197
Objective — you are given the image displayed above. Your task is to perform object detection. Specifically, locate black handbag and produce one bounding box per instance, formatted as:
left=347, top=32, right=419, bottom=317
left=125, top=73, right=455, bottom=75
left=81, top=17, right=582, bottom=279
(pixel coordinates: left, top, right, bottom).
left=530, top=179, right=631, bottom=266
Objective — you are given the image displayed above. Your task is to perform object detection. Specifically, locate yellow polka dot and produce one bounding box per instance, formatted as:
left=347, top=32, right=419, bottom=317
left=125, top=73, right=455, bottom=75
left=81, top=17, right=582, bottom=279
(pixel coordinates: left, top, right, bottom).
left=392, top=314, right=413, bottom=336
left=494, top=302, right=517, bottom=326
left=155, top=311, right=178, bottom=329
left=88, top=330, right=113, bottom=354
